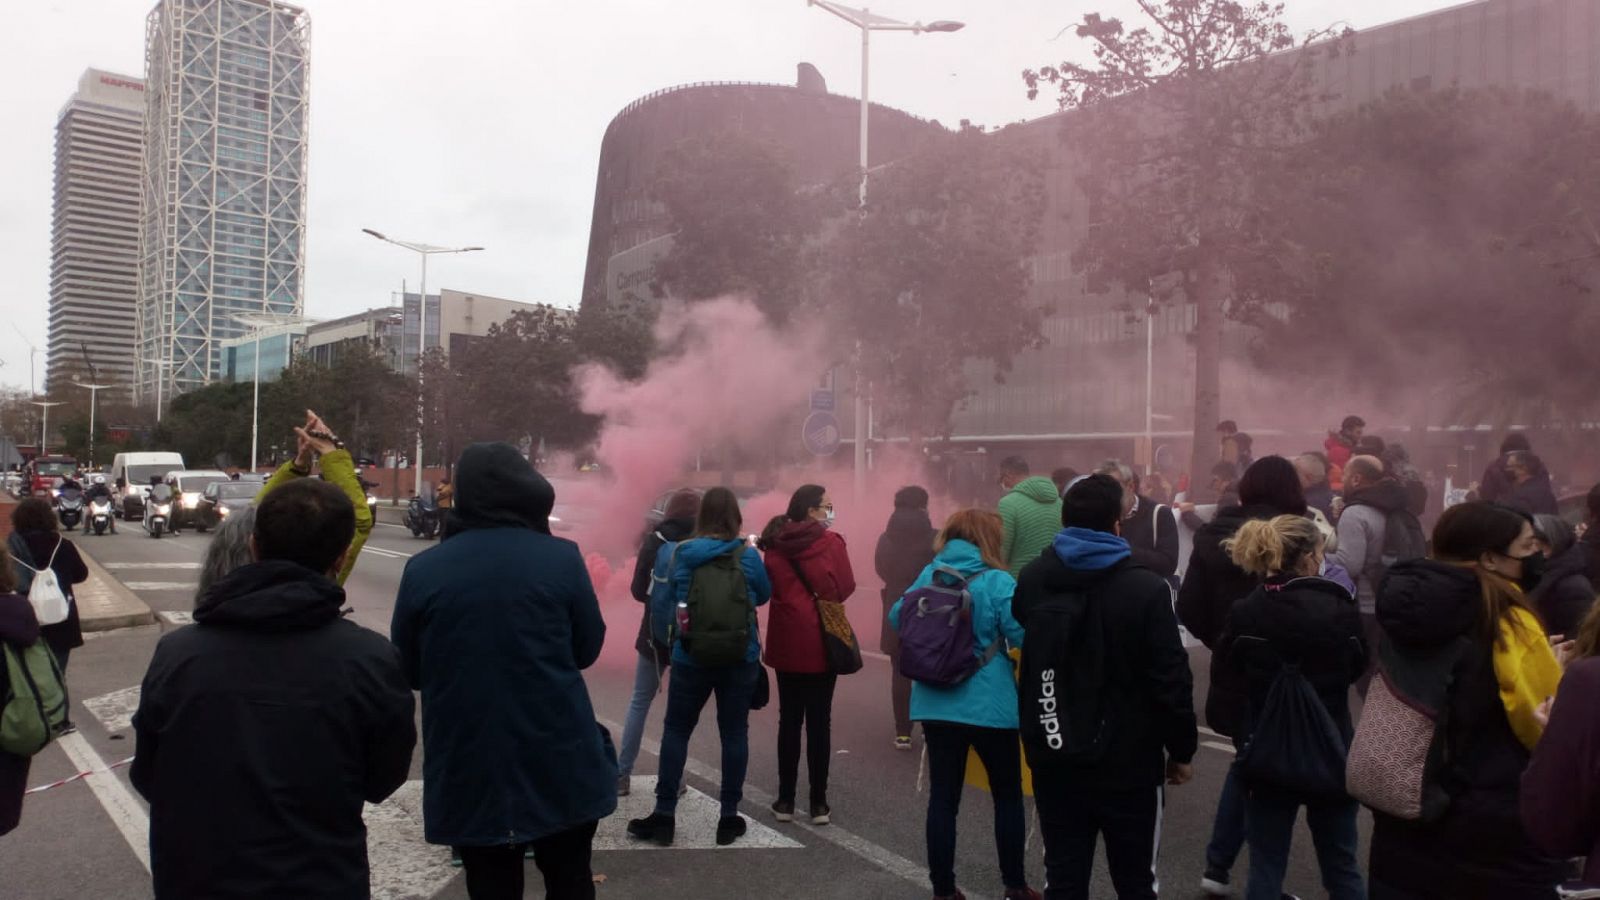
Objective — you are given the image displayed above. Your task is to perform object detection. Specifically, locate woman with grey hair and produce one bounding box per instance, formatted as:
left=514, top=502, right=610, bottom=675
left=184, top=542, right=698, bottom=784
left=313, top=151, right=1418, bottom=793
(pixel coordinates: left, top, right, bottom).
left=1095, top=458, right=1180, bottom=580
left=196, top=506, right=256, bottom=605
left=1531, top=511, right=1591, bottom=637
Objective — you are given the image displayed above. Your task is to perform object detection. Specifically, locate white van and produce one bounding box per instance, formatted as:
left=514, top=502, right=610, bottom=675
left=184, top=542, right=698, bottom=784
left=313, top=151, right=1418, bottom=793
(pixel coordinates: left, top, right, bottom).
left=110, top=451, right=185, bottom=519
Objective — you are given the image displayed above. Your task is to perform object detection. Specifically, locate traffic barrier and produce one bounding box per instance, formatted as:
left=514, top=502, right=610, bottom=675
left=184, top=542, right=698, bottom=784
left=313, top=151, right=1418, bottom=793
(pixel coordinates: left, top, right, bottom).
left=24, top=755, right=134, bottom=795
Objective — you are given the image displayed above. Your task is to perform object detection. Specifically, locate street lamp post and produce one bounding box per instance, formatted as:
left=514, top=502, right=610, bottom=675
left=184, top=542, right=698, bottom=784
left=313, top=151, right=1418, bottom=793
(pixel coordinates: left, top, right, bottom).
left=28, top=401, right=65, bottom=457
left=233, top=313, right=305, bottom=472
left=72, top=382, right=113, bottom=468
left=362, top=229, right=483, bottom=495
left=806, top=1, right=962, bottom=501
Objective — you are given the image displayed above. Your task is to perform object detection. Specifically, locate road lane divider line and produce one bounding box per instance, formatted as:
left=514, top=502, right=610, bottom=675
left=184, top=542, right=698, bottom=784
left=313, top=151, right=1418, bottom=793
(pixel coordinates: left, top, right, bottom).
left=594, top=714, right=967, bottom=897
left=56, top=730, right=150, bottom=871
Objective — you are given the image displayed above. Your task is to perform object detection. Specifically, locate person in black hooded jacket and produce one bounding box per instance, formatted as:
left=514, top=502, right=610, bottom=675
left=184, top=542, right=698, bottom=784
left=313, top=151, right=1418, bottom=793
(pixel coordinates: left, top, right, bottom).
left=1174, top=456, right=1308, bottom=898
left=616, top=489, right=701, bottom=795
left=1215, top=515, right=1367, bottom=900
left=874, top=485, right=937, bottom=749
left=1369, top=503, right=1567, bottom=899
left=1531, top=510, right=1593, bottom=638
left=131, top=475, right=417, bottom=900
left=392, top=443, right=616, bottom=900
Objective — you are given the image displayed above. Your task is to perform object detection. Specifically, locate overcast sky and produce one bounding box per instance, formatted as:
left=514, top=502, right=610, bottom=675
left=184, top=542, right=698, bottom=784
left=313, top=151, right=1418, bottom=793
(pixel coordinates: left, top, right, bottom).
left=0, top=0, right=1452, bottom=392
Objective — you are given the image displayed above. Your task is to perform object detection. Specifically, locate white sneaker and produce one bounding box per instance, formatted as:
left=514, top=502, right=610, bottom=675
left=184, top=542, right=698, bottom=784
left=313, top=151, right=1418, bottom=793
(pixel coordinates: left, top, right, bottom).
left=1199, top=875, right=1233, bottom=897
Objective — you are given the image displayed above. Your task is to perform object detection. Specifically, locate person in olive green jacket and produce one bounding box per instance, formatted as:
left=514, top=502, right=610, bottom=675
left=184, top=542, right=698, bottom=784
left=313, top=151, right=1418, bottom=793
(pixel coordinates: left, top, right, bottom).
left=997, top=456, right=1064, bottom=577
left=256, top=410, right=373, bottom=585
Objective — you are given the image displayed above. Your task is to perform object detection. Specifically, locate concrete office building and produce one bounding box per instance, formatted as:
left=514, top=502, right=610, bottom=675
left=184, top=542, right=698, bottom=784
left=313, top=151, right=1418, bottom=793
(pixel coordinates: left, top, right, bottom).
left=397, top=289, right=559, bottom=374
left=581, top=0, right=1600, bottom=463
left=47, top=69, right=146, bottom=398
left=300, top=306, right=404, bottom=369
left=137, top=0, right=310, bottom=408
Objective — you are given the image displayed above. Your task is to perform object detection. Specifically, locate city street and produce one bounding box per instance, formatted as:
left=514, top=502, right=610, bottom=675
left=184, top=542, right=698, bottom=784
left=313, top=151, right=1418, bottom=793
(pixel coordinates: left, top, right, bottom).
left=1, top=519, right=1369, bottom=899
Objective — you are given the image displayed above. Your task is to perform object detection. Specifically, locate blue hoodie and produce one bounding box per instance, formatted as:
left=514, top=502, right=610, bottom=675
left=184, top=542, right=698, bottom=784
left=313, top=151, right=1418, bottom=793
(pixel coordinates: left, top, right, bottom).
left=889, top=539, right=1025, bottom=730
left=1053, top=527, right=1131, bottom=571
left=651, top=538, right=772, bottom=666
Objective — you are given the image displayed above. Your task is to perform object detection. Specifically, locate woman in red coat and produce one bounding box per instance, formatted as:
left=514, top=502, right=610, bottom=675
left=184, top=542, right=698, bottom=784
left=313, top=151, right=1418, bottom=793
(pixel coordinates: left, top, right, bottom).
left=760, top=484, right=856, bottom=825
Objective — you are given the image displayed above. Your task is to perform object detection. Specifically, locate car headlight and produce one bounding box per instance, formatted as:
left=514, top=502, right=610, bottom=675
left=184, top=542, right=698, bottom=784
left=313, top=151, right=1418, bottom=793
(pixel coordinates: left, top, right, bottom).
left=219, top=505, right=230, bottom=517
left=183, top=493, right=201, bottom=509
left=365, top=493, right=376, bottom=504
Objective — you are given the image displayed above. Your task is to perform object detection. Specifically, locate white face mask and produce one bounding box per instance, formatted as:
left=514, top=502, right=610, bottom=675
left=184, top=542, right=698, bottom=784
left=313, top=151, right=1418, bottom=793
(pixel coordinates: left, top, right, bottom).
left=825, top=508, right=836, bottom=527
left=1317, top=556, right=1329, bottom=578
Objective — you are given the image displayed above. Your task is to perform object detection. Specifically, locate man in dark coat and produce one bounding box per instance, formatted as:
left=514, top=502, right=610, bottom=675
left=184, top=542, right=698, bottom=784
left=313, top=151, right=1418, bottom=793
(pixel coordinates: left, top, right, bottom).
left=392, top=443, right=615, bottom=900
left=1479, top=433, right=1532, bottom=504
left=873, top=485, right=937, bottom=748
left=1015, top=474, right=1197, bottom=900
left=1502, top=451, right=1559, bottom=517
left=131, top=477, right=416, bottom=900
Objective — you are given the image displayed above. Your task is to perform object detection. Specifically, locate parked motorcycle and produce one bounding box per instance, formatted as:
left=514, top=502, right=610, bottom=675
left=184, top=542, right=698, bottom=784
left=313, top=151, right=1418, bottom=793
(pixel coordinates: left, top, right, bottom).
left=145, top=483, right=173, bottom=539
left=56, top=486, right=84, bottom=532
left=406, top=493, right=439, bottom=539
left=89, top=497, right=113, bottom=536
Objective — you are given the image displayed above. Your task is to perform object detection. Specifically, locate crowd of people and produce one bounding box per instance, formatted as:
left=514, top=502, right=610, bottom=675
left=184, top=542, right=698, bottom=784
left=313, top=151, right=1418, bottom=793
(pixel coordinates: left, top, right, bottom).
left=2, top=407, right=1600, bottom=900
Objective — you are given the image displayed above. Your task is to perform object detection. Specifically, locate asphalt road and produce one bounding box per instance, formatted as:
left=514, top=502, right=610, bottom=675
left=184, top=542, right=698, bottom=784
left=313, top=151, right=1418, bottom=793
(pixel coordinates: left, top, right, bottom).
left=0, top=517, right=1370, bottom=899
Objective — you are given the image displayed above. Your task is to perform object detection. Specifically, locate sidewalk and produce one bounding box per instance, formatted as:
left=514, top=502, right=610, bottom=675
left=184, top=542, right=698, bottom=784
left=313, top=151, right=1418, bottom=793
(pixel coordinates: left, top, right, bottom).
left=73, top=545, right=157, bottom=632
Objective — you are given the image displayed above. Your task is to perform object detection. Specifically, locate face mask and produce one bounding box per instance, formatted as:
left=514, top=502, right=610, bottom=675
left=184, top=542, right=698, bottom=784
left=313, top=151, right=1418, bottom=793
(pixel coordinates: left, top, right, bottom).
left=1515, top=551, right=1547, bottom=593
left=1318, top=558, right=1329, bottom=578
left=824, top=508, right=836, bottom=527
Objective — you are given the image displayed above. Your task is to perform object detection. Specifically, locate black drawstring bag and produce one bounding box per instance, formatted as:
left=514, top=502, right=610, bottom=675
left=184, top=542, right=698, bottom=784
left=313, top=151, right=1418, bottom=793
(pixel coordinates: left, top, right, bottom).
left=1235, top=661, right=1349, bottom=799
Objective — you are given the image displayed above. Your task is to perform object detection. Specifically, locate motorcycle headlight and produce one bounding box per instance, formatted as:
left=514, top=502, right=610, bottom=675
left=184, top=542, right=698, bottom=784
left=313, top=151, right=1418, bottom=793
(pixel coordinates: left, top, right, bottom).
left=154, top=504, right=171, bottom=516
left=183, top=493, right=201, bottom=509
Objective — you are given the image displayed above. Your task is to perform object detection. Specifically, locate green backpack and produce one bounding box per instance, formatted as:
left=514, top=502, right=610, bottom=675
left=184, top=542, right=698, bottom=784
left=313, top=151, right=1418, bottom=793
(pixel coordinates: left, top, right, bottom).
left=679, top=550, right=754, bottom=668
left=1, top=641, right=68, bottom=756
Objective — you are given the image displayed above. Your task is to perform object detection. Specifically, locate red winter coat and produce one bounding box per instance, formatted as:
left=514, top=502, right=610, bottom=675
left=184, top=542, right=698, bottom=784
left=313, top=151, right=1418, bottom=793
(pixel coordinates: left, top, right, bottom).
left=1324, top=433, right=1355, bottom=471
left=762, top=521, right=857, bottom=674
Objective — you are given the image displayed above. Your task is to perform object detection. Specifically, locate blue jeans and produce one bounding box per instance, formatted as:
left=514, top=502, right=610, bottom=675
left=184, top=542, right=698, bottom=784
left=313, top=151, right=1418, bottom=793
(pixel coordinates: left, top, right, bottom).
left=1205, top=761, right=1247, bottom=877
left=617, top=652, right=666, bottom=778
left=1245, top=788, right=1364, bottom=900
left=654, top=659, right=758, bottom=818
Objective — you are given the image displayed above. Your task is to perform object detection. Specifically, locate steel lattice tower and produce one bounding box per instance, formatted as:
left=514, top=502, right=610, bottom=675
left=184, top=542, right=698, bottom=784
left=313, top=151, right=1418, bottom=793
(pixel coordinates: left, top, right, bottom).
left=137, top=0, right=309, bottom=409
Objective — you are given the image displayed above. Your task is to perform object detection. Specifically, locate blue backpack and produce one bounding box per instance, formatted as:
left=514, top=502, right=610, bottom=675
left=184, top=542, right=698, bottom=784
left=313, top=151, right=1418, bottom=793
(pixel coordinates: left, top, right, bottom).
left=648, top=539, right=681, bottom=649
left=896, top=566, right=1004, bottom=687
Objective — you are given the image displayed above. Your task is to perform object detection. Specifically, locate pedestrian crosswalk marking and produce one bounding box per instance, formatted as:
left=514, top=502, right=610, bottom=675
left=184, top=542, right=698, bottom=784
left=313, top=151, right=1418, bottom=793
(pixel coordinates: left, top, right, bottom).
left=159, top=611, right=193, bottom=626
left=102, top=562, right=203, bottom=570
left=123, top=582, right=197, bottom=591
left=81, top=685, right=142, bottom=734
left=596, top=778, right=801, bottom=851
left=365, top=780, right=456, bottom=900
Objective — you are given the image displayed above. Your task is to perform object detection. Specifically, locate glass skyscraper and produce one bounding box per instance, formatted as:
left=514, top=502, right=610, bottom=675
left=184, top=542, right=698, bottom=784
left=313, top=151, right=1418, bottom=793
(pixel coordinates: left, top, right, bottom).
left=137, top=0, right=309, bottom=408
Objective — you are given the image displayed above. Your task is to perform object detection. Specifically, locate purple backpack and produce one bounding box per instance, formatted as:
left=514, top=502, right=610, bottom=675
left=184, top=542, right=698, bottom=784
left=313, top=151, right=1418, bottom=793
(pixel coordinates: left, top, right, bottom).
left=897, top=566, right=1004, bottom=687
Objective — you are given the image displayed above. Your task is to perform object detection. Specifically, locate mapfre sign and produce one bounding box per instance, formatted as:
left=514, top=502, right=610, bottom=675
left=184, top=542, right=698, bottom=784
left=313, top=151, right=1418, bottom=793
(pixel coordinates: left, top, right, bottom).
left=99, top=75, right=144, bottom=92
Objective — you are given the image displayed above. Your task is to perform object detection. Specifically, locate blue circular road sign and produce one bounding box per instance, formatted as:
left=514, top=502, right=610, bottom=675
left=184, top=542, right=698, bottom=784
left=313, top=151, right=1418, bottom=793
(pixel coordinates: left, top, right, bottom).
left=802, top=412, right=841, bottom=457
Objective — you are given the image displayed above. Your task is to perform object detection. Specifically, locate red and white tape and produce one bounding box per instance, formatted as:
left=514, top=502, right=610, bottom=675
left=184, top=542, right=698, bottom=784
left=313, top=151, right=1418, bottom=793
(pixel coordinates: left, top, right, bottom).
left=25, top=756, right=135, bottom=795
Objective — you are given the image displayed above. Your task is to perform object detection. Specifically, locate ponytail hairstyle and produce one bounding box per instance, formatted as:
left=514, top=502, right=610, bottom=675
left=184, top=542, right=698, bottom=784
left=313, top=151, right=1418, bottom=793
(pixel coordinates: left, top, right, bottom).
left=756, top=515, right=789, bottom=552
left=1224, top=514, right=1323, bottom=577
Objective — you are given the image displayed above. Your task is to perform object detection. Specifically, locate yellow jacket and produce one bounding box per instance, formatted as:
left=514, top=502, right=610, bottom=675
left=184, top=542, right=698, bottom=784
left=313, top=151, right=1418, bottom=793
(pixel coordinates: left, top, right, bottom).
left=255, top=449, right=373, bottom=585
left=1494, top=605, right=1562, bottom=750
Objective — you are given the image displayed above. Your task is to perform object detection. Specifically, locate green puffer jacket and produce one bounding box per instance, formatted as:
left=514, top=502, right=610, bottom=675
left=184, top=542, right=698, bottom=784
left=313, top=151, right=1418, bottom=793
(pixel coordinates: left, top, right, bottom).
left=255, top=449, right=373, bottom=585
left=999, top=476, right=1063, bottom=577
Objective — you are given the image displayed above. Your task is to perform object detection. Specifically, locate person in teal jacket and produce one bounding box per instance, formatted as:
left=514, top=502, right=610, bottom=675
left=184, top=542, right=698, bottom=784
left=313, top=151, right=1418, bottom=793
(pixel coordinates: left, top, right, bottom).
left=998, top=456, right=1064, bottom=577
left=629, top=487, right=772, bottom=849
left=890, top=509, right=1041, bottom=900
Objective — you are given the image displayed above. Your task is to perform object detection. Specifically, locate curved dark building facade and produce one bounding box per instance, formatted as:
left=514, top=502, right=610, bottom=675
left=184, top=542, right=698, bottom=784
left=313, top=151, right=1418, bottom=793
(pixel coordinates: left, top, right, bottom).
left=580, top=67, right=948, bottom=310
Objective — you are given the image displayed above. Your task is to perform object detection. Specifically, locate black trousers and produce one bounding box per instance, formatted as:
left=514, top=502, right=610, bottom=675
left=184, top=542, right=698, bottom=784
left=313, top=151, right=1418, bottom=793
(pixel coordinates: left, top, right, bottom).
left=776, top=671, right=837, bottom=806
left=458, top=820, right=598, bottom=900
left=1033, top=772, right=1163, bottom=900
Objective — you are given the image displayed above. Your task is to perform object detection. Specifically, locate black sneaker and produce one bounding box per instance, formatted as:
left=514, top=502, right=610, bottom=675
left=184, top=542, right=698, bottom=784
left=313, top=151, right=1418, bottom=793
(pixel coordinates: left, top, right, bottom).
left=771, top=800, right=794, bottom=822
left=809, top=802, right=831, bottom=826
left=716, top=815, right=747, bottom=846
left=626, top=812, right=675, bottom=846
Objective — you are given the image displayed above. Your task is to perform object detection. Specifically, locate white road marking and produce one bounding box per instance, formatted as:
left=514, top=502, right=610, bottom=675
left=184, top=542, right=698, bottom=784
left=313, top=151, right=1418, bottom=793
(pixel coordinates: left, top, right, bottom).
left=596, top=715, right=947, bottom=895
left=375, top=522, right=411, bottom=530
left=363, top=547, right=415, bottom=560
left=122, top=582, right=197, bottom=591
left=1202, top=740, right=1237, bottom=756
left=56, top=730, right=150, bottom=872
left=365, top=780, right=456, bottom=900
left=101, top=562, right=202, bottom=570
left=159, top=611, right=194, bottom=626
left=598, top=777, right=800, bottom=851
left=81, top=685, right=143, bottom=734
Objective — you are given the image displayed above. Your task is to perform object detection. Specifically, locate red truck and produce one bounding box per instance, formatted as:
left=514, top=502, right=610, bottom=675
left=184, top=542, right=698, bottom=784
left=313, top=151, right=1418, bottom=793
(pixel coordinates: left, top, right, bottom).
left=25, top=455, right=78, bottom=497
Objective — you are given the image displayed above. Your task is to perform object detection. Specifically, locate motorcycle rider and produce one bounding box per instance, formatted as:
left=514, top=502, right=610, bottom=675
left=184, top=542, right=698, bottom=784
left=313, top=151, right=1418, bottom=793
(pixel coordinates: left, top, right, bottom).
left=87, top=475, right=115, bottom=534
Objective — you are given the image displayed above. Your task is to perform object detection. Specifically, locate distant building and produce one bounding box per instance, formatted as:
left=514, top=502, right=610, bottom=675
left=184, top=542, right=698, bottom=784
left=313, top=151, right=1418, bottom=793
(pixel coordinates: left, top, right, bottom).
left=581, top=0, right=1600, bottom=461
left=47, top=69, right=145, bottom=398
left=137, top=0, right=311, bottom=408
left=397, top=289, right=557, bottom=374
left=300, top=307, right=404, bottom=369
left=220, top=319, right=309, bottom=383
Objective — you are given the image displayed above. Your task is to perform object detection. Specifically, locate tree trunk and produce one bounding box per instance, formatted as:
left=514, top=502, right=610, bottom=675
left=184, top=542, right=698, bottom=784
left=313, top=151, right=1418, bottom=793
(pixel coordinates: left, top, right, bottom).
left=1187, top=259, right=1226, bottom=488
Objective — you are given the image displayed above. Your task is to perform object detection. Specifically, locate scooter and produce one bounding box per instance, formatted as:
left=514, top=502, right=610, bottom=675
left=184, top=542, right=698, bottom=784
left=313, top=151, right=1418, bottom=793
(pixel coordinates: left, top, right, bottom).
left=56, top=487, right=84, bottom=532
left=145, top=484, right=173, bottom=539
left=89, top=498, right=113, bottom=536
left=406, top=494, right=439, bottom=539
